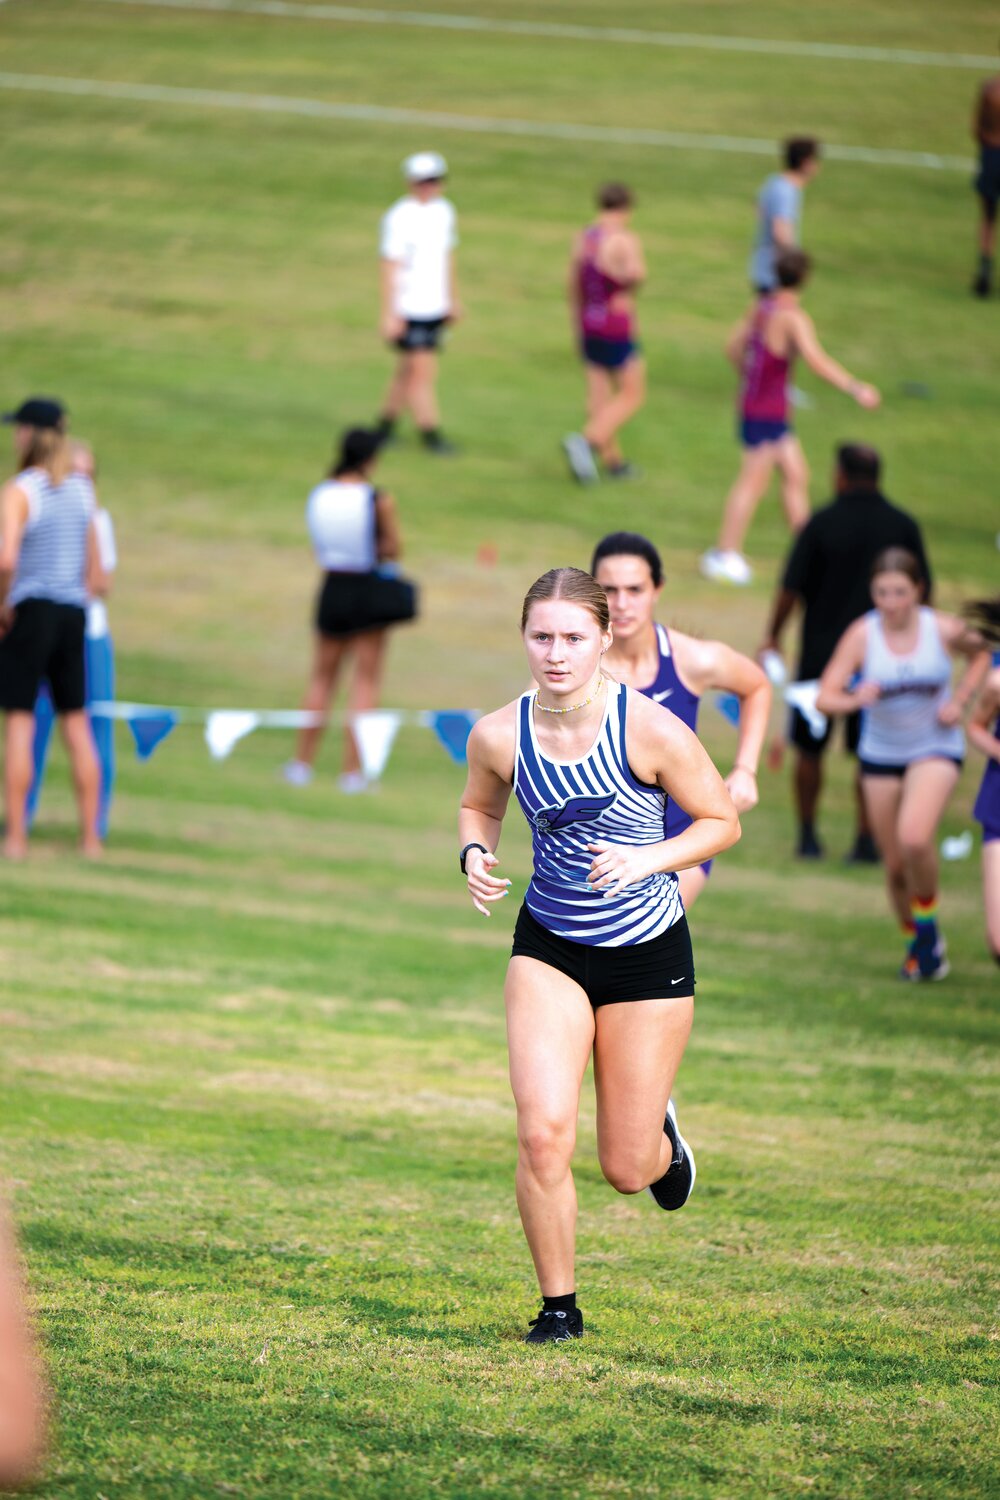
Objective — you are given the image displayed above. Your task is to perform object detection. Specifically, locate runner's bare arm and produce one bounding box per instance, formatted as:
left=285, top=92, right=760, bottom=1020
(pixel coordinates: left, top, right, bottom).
left=789, top=309, right=880, bottom=407
left=816, top=619, right=871, bottom=715
left=459, top=707, right=516, bottom=916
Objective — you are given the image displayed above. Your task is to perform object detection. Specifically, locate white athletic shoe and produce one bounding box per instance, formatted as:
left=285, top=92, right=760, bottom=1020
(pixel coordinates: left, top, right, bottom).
left=699, top=548, right=753, bottom=586
left=282, top=760, right=314, bottom=787
left=561, top=432, right=600, bottom=485
left=338, top=771, right=371, bottom=795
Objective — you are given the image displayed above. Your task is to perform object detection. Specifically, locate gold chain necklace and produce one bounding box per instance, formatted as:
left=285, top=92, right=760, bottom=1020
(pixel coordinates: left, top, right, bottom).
left=535, top=672, right=607, bottom=715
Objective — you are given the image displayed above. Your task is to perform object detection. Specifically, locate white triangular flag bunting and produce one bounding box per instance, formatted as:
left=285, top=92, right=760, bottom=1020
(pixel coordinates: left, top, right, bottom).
left=784, top=680, right=827, bottom=739
left=352, top=711, right=402, bottom=783
left=205, top=710, right=260, bottom=761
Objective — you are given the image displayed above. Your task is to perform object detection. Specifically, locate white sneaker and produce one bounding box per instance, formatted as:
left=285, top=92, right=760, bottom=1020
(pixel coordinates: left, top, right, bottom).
left=282, top=760, right=314, bottom=787
left=338, top=771, right=371, bottom=795
left=699, top=548, right=753, bottom=586
left=561, top=432, right=600, bottom=485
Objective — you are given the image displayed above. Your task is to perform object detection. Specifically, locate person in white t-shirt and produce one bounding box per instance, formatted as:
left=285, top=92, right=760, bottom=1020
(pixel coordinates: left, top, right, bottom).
left=27, top=440, right=117, bottom=838
left=374, top=152, right=461, bottom=455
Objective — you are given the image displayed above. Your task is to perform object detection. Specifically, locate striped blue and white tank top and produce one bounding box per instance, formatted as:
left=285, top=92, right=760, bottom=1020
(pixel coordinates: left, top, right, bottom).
left=513, top=680, right=682, bottom=947
left=10, top=467, right=94, bottom=609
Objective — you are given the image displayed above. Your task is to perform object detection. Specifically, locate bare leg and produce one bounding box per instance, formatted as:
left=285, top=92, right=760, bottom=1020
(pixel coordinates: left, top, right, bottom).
left=896, top=758, right=960, bottom=901
left=294, top=634, right=349, bottom=768
left=343, top=629, right=387, bottom=777
left=59, top=711, right=101, bottom=857
left=380, top=350, right=413, bottom=423
left=3, top=712, right=35, bottom=859
left=584, top=364, right=614, bottom=461
left=717, top=445, right=776, bottom=554
left=982, top=841, right=1000, bottom=961
left=862, top=774, right=909, bottom=928
left=407, top=348, right=440, bottom=433
left=853, top=765, right=873, bottom=840
left=593, top=992, right=694, bottom=1194
left=775, top=434, right=810, bottom=534
left=584, top=357, right=645, bottom=460
left=677, top=864, right=709, bottom=912
left=505, top=957, right=595, bottom=1297
left=794, top=750, right=822, bottom=828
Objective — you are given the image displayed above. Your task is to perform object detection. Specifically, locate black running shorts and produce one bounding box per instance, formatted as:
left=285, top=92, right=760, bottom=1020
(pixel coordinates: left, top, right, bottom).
left=395, top=318, right=447, bottom=352
left=0, top=598, right=87, bottom=713
left=511, top=903, right=695, bottom=1007
left=789, top=706, right=862, bottom=757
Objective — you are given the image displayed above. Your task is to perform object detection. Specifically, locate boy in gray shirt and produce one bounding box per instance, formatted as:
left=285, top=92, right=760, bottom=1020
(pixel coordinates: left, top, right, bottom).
left=750, top=137, right=821, bottom=292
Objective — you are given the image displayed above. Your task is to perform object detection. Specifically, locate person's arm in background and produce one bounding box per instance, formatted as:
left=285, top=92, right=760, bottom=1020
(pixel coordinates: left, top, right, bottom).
left=0, top=1212, right=47, bottom=1489
left=905, top=516, right=933, bottom=605
left=374, top=491, right=401, bottom=562
left=787, top=308, right=881, bottom=406
left=935, top=613, right=991, bottom=726
left=446, top=203, right=462, bottom=324
left=567, top=232, right=584, bottom=332
left=816, top=619, right=875, bottom=717
left=725, top=308, right=752, bottom=369
left=0, top=481, right=29, bottom=632
left=968, top=669, right=1000, bottom=761
left=761, top=520, right=812, bottom=661
left=379, top=203, right=405, bottom=343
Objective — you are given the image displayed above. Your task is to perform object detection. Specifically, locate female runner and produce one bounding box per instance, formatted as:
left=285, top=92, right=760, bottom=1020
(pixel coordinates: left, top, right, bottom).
left=458, top=568, right=740, bottom=1342
left=964, top=598, right=1000, bottom=964
left=817, top=550, right=989, bottom=980
left=592, top=531, right=770, bottom=910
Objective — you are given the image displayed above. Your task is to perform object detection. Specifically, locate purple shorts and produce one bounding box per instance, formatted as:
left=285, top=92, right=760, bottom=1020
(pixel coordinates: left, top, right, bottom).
left=741, top=417, right=790, bottom=447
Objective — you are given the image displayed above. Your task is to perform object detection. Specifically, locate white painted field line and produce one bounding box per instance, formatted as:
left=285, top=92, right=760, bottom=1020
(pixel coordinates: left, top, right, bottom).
left=87, top=0, right=998, bottom=71
left=0, top=72, right=972, bottom=173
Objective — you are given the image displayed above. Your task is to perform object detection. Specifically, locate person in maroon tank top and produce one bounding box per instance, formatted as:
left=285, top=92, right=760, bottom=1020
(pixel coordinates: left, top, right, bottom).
left=701, top=248, right=880, bottom=587
left=562, top=183, right=646, bottom=484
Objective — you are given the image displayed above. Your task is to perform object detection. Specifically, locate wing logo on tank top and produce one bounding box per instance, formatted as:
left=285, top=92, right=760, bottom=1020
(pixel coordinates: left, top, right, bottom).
left=652, top=688, right=673, bottom=702
left=532, top=792, right=616, bottom=835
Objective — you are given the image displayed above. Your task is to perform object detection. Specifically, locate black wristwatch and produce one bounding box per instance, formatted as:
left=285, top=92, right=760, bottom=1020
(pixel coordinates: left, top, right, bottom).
left=460, top=842, right=489, bottom=874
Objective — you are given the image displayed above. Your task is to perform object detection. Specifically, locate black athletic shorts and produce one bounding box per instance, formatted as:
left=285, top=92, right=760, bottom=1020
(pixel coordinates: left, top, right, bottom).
left=511, top=902, right=695, bottom=1007
left=0, top=598, right=86, bottom=713
left=789, top=706, right=862, bottom=757
left=859, top=756, right=964, bottom=779
left=974, top=144, right=1000, bottom=215
left=395, top=318, right=447, bottom=352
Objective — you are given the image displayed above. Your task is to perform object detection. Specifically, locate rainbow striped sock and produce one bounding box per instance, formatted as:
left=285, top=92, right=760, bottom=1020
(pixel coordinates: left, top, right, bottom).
left=911, top=896, right=938, bottom=936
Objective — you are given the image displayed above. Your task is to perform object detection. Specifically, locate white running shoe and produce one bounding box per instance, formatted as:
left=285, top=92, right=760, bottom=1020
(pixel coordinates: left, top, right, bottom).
left=561, top=433, right=600, bottom=485
left=699, top=548, right=753, bottom=586
left=338, top=771, right=371, bottom=795
left=282, top=760, right=314, bottom=787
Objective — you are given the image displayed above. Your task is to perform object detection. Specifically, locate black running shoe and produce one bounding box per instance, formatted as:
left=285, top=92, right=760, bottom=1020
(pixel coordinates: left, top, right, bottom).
left=421, top=431, right=457, bottom=455
left=972, top=272, right=992, bottom=299
left=844, top=833, right=880, bottom=865
left=605, top=461, right=643, bottom=481
left=524, top=1307, right=584, bottom=1344
left=796, top=826, right=824, bottom=859
left=647, top=1098, right=696, bottom=1211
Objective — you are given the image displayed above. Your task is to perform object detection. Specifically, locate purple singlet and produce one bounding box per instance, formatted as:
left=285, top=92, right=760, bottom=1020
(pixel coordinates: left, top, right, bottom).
left=578, top=227, right=633, bottom=342
left=741, top=296, right=790, bottom=422
left=637, top=625, right=703, bottom=850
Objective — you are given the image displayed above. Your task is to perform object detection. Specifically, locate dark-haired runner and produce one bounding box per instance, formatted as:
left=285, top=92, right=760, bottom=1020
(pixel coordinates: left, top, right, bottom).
left=964, top=598, right=1000, bottom=962
left=459, top=568, right=739, bottom=1342
left=593, top=532, right=769, bottom=910
left=563, top=184, right=646, bottom=484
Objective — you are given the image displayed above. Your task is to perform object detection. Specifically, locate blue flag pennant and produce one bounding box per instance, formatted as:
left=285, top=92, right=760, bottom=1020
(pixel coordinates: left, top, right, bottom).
left=429, top=710, right=478, bottom=764
left=128, top=711, right=179, bottom=761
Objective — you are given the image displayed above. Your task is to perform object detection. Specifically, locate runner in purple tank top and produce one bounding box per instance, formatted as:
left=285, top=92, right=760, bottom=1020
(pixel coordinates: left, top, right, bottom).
left=966, top=599, right=1000, bottom=964
left=701, top=247, right=880, bottom=587
left=593, top=531, right=771, bottom=911
left=562, top=183, right=646, bottom=485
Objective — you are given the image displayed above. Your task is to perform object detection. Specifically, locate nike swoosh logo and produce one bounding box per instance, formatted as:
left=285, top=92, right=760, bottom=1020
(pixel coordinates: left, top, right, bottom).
left=652, top=689, right=673, bottom=702
left=671, top=976, right=686, bottom=985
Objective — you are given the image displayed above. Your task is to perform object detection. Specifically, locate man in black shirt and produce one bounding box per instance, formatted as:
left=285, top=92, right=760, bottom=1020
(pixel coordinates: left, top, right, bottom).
left=761, top=444, right=932, bottom=860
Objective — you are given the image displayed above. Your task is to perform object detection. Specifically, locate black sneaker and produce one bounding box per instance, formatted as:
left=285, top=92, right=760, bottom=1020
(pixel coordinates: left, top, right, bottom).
left=844, top=833, right=880, bottom=865
left=421, top=431, right=457, bottom=455
left=524, top=1307, right=584, bottom=1344
left=647, top=1098, right=696, bottom=1211
left=796, top=826, right=824, bottom=859
left=605, top=461, right=643, bottom=481
left=972, top=272, right=992, bottom=299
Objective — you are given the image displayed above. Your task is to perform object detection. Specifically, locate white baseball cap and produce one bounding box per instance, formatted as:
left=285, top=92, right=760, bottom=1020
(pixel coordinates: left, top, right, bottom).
left=403, top=151, right=448, bottom=182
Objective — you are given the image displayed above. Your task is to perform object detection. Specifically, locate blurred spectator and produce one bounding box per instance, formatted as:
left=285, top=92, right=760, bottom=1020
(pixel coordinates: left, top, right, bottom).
left=28, top=440, right=117, bottom=839
left=374, top=152, right=460, bottom=454
left=761, top=444, right=932, bottom=860
left=749, top=136, right=821, bottom=294
left=283, top=428, right=415, bottom=793
left=972, top=73, right=1000, bottom=296
left=0, top=399, right=104, bottom=858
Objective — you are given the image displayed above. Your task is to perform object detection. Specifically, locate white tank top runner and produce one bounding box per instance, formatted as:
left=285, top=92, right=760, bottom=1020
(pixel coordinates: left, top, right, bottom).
left=513, top=681, right=682, bottom=948
left=857, top=607, right=964, bottom=766
left=306, top=481, right=377, bottom=572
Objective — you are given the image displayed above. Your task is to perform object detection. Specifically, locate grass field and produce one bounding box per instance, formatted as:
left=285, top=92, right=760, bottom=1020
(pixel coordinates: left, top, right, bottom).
left=1, top=3, right=998, bottom=1496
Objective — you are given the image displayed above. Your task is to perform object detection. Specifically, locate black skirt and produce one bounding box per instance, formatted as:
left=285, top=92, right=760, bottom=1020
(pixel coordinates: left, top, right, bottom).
left=315, top=571, right=418, bottom=638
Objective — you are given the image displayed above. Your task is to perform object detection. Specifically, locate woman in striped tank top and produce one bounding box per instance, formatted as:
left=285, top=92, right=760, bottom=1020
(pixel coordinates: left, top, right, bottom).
left=459, top=569, right=740, bottom=1342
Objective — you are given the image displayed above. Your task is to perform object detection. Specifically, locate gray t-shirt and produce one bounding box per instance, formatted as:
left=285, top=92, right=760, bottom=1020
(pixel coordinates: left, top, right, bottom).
left=749, top=173, right=801, bottom=291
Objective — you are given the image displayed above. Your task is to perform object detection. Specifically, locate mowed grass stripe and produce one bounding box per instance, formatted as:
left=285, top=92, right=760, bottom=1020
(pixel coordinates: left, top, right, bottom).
left=0, top=71, right=973, bottom=171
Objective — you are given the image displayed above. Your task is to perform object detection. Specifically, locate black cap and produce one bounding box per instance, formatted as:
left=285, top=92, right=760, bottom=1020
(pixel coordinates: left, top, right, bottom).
left=2, top=397, right=66, bottom=429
